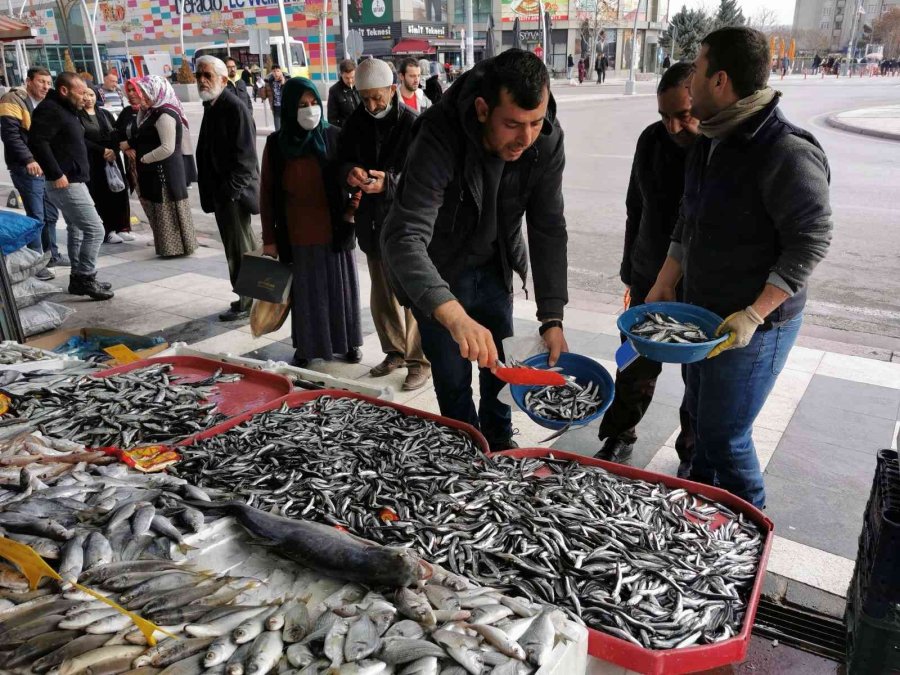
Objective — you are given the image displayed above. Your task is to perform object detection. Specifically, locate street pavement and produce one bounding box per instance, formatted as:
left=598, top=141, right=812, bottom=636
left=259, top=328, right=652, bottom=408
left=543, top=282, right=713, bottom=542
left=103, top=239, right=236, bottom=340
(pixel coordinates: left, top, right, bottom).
left=827, top=103, right=900, bottom=141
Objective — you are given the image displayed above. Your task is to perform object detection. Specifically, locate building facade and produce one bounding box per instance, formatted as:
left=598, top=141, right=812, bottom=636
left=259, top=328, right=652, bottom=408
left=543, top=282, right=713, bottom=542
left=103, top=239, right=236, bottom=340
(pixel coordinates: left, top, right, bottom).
left=793, top=0, right=900, bottom=53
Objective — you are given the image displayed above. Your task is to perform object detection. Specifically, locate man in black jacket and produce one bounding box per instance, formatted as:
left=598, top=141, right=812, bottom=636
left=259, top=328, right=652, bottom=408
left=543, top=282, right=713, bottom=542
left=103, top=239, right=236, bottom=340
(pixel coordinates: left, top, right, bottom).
left=225, top=57, right=253, bottom=110
left=598, top=62, right=698, bottom=475
left=195, top=55, right=260, bottom=322
left=647, top=28, right=833, bottom=508
left=381, top=49, right=568, bottom=450
left=327, top=59, right=361, bottom=128
left=338, top=58, right=430, bottom=392
left=29, top=72, right=112, bottom=301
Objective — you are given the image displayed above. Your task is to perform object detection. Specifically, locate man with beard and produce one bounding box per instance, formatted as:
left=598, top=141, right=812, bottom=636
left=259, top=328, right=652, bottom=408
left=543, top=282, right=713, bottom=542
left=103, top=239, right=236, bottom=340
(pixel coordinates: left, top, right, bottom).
left=225, top=57, right=253, bottom=110
left=647, top=27, right=833, bottom=508
left=195, top=55, right=260, bottom=322
left=597, top=62, right=699, bottom=476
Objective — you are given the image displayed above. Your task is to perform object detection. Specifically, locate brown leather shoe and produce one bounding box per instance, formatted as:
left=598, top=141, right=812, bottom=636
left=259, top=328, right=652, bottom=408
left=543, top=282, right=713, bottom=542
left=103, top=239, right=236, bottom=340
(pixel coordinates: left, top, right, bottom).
left=370, top=353, right=405, bottom=377
left=402, top=366, right=431, bottom=391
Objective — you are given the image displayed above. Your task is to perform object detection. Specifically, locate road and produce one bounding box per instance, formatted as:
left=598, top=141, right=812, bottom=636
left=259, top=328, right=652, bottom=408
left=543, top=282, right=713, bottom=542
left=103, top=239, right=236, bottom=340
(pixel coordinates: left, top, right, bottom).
left=2, top=74, right=898, bottom=345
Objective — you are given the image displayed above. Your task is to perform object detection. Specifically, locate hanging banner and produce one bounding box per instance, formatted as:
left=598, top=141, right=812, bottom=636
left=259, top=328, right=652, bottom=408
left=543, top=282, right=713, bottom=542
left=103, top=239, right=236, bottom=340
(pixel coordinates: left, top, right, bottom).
left=349, top=0, right=394, bottom=25
left=501, top=0, right=568, bottom=22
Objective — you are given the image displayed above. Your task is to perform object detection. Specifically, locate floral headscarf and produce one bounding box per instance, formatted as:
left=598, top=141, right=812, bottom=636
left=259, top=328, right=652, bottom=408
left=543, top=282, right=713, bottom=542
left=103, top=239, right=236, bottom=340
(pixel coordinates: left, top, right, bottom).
left=133, top=75, right=189, bottom=129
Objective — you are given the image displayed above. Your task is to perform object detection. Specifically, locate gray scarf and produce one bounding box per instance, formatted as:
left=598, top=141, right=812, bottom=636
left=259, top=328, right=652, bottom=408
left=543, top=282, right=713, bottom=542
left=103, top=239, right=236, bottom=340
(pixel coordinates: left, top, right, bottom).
left=698, top=87, right=777, bottom=139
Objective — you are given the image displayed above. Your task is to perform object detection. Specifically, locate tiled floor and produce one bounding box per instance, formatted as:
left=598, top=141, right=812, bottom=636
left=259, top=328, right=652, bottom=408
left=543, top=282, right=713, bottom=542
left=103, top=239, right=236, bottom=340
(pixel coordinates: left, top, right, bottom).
left=35, top=225, right=900, bottom=607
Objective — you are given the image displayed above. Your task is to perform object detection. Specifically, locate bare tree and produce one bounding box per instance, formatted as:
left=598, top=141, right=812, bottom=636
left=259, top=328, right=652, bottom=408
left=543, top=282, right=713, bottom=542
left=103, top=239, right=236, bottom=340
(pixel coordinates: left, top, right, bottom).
left=576, top=0, right=617, bottom=78
left=749, top=6, right=780, bottom=33
left=794, top=28, right=832, bottom=54
left=873, top=7, right=900, bottom=58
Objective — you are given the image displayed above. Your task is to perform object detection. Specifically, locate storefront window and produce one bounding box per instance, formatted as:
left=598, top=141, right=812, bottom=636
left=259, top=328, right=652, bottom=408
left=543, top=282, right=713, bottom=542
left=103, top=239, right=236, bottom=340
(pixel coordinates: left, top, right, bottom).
left=453, top=0, right=490, bottom=24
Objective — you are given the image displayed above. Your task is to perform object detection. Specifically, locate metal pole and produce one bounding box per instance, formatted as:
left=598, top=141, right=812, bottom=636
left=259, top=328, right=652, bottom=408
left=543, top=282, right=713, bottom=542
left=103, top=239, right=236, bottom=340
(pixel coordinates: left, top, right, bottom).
left=539, top=0, right=546, bottom=65
left=78, top=0, right=103, bottom=81
left=320, top=0, right=329, bottom=83
left=624, top=0, right=641, bottom=94
left=341, top=0, right=349, bottom=59
left=465, top=0, right=474, bottom=69
left=177, top=0, right=186, bottom=70
left=671, top=24, right=677, bottom=62
left=6, top=0, right=24, bottom=85
left=277, top=0, right=293, bottom=74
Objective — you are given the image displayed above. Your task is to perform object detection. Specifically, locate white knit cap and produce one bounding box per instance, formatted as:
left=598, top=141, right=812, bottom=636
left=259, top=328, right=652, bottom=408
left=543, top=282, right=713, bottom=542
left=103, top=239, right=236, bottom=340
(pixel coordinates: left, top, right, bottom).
left=356, top=58, right=394, bottom=91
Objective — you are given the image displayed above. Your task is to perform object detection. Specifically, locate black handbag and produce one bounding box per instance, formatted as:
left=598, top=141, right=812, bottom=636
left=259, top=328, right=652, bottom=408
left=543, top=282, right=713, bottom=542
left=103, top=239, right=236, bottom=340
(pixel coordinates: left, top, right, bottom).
left=235, top=253, right=292, bottom=304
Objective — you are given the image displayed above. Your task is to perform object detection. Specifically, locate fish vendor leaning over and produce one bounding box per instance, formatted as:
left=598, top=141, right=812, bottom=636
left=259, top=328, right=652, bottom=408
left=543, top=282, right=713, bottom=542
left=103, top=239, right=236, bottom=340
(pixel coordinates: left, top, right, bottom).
left=381, top=49, right=569, bottom=452
left=647, top=27, right=833, bottom=509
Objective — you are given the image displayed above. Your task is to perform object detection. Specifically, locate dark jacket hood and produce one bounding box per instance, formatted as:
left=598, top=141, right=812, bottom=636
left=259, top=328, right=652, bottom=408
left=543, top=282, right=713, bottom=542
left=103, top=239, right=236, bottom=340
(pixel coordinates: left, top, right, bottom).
left=45, top=88, right=78, bottom=115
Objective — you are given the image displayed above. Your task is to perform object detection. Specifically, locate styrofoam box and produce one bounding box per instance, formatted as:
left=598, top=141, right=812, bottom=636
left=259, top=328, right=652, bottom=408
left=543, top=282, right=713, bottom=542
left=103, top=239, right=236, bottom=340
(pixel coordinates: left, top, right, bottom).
left=159, top=343, right=393, bottom=401
left=179, top=517, right=588, bottom=674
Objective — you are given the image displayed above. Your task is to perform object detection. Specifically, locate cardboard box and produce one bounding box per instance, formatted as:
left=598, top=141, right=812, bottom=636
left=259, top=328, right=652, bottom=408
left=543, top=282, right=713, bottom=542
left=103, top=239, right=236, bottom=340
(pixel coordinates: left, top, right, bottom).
left=27, top=327, right=169, bottom=365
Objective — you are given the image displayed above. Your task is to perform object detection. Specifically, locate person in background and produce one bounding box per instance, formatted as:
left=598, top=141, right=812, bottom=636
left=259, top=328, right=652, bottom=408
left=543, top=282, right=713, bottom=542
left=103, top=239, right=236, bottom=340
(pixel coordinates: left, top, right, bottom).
left=577, top=57, right=586, bottom=84
left=423, top=61, right=443, bottom=105
left=79, top=88, right=132, bottom=244
left=114, top=80, right=142, bottom=200
left=327, top=59, right=361, bottom=128
left=225, top=57, right=253, bottom=110
left=100, top=70, right=125, bottom=112
left=597, top=53, right=609, bottom=83
left=397, top=58, right=430, bottom=113
left=597, top=62, right=699, bottom=475
left=260, top=65, right=286, bottom=131
left=567, top=53, right=575, bottom=79
left=252, top=66, right=264, bottom=101
left=260, top=78, right=363, bottom=368
left=339, top=58, right=430, bottom=391
left=29, top=73, right=113, bottom=300
left=381, top=49, right=569, bottom=451
left=0, top=65, right=66, bottom=278
left=663, top=55, right=671, bottom=69
left=646, top=27, right=833, bottom=508
left=195, top=56, right=260, bottom=322
left=121, top=75, right=197, bottom=258
left=811, top=53, right=822, bottom=75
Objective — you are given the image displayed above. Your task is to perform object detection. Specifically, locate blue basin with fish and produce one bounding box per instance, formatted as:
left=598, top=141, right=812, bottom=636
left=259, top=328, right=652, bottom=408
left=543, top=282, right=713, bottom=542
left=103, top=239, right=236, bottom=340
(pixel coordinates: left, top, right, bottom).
left=618, top=301, right=729, bottom=364
left=509, top=352, right=615, bottom=430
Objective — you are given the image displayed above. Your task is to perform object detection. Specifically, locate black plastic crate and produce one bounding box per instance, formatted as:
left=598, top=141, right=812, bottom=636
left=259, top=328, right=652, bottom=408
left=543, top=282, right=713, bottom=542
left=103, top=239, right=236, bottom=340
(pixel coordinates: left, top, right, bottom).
left=846, top=603, right=900, bottom=675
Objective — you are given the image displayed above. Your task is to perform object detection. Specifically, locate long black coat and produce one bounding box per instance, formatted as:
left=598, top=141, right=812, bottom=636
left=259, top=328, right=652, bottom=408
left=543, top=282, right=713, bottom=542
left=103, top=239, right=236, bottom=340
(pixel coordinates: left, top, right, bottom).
left=196, top=87, right=260, bottom=215
left=80, top=107, right=130, bottom=232
left=338, top=94, right=417, bottom=256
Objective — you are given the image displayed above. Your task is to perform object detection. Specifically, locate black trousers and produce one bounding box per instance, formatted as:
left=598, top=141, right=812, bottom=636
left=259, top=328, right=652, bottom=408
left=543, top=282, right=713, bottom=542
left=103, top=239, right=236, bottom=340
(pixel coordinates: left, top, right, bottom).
left=214, top=199, right=255, bottom=311
left=597, top=277, right=694, bottom=461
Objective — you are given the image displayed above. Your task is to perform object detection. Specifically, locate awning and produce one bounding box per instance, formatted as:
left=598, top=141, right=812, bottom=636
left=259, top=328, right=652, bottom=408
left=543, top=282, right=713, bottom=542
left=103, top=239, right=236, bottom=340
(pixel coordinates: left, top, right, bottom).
left=392, top=39, right=435, bottom=55
left=0, top=17, right=34, bottom=43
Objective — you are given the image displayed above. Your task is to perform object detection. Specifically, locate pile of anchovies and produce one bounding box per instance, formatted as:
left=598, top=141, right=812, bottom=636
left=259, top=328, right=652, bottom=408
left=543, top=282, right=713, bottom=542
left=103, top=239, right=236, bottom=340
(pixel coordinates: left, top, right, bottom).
left=0, top=344, right=54, bottom=365
left=523, top=381, right=603, bottom=422
left=176, top=396, right=763, bottom=650
left=1, top=364, right=236, bottom=448
left=0, top=432, right=572, bottom=674
left=630, top=312, right=711, bottom=344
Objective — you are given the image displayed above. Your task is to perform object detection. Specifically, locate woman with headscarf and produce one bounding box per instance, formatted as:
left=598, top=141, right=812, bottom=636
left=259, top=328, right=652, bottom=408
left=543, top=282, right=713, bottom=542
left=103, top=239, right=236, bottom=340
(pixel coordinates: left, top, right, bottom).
left=260, top=78, right=363, bottom=368
left=79, top=87, right=133, bottom=243
left=119, top=75, right=197, bottom=257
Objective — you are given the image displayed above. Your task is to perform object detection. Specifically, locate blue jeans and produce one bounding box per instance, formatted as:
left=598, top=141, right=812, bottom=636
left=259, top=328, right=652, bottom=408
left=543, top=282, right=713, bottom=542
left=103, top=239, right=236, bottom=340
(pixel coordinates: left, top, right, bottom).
left=10, top=165, right=60, bottom=257
left=45, top=182, right=104, bottom=278
left=684, top=314, right=802, bottom=508
left=413, top=264, right=514, bottom=445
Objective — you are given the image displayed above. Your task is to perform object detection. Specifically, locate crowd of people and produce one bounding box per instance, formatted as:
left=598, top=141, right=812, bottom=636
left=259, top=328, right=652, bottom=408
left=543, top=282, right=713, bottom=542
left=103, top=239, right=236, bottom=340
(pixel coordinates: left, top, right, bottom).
left=0, top=26, right=834, bottom=506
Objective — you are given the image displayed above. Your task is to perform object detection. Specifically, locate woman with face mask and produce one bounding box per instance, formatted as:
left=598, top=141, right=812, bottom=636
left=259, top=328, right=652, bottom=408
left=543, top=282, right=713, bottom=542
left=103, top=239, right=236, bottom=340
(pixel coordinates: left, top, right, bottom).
left=260, top=77, right=363, bottom=368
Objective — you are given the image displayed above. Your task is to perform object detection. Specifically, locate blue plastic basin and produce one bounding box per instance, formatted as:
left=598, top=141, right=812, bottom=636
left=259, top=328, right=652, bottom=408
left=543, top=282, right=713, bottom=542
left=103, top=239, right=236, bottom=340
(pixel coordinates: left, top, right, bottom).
left=617, top=301, right=728, bottom=364
left=509, top=352, right=615, bottom=431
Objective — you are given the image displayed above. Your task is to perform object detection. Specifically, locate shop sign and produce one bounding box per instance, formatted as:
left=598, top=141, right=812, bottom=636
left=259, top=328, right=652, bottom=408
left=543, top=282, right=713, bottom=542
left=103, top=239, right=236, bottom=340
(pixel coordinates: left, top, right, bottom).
left=501, top=0, right=568, bottom=23
left=402, top=22, right=447, bottom=38
left=349, top=0, right=394, bottom=25
left=177, top=0, right=303, bottom=14
left=358, top=24, right=393, bottom=39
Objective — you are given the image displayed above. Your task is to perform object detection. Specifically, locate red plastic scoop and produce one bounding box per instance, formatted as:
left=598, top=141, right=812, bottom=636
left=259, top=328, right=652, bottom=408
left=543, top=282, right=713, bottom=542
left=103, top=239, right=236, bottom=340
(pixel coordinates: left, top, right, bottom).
left=494, top=366, right=566, bottom=387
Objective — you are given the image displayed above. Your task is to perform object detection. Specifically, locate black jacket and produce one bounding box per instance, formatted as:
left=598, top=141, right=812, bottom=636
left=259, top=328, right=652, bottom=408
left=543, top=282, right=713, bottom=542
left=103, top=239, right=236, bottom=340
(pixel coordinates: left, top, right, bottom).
left=132, top=108, right=189, bottom=203
left=673, top=95, right=832, bottom=323
left=79, top=107, right=126, bottom=190
left=226, top=78, right=253, bottom=110
left=327, top=80, right=361, bottom=128
left=423, top=76, right=443, bottom=105
left=196, top=87, right=260, bottom=214
left=338, top=94, right=417, bottom=256
left=381, top=62, right=568, bottom=321
left=621, top=121, right=688, bottom=289
left=28, top=89, right=90, bottom=183
left=0, top=87, right=35, bottom=169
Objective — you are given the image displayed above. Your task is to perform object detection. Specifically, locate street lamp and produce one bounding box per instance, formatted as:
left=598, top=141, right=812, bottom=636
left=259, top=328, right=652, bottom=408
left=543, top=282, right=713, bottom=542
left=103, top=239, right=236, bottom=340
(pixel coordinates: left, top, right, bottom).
left=624, top=0, right=643, bottom=95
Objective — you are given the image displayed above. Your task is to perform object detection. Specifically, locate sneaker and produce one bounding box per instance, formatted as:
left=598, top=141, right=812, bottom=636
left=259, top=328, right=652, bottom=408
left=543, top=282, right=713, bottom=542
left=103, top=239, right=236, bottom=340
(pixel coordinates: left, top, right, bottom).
left=345, top=347, right=363, bottom=364
left=35, top=267, right=55, bottom=281
left=370, top=353, right=405, bottom=377
left=219, top=307, right=250, bottom=322
left=68, top=275, right=114, bottom=301
left=402, top=366, right=431, bottom=391
left=117, top=231, right=135, bottom=242
left=47, top=254, right=71, bottom=267
left=596, top=437, right=634, bottom=464
left=105, top=232, right=124, bottom=244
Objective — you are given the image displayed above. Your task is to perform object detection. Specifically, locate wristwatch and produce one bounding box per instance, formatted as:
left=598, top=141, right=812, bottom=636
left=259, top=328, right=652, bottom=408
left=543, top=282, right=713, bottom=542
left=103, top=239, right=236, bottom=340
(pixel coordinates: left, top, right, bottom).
left=539, top=320, right=563, bottom=336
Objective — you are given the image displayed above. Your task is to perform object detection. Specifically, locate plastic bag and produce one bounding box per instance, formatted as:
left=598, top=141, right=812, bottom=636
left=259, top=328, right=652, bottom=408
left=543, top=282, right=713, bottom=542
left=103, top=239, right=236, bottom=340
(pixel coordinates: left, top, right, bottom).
left=250, top=298, right=290, bottom=338
left=4, top=248, right=49, bottom=284
left=19, top=301, right=75, bottom=337
left=105, top=162, right=127, bottom=193
left=11, top=276, right=59, bottom=309
left=0, top=211, right=42, bottom=255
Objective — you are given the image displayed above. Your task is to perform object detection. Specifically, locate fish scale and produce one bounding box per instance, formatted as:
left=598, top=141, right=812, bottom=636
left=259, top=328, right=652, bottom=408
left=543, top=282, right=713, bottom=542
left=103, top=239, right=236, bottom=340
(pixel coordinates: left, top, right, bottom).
left=175, top=396, right=763, bottom=650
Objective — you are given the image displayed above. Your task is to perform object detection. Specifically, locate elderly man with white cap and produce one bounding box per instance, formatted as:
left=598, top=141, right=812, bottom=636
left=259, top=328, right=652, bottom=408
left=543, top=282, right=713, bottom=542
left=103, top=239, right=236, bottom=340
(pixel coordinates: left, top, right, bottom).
left=337, top=58, right=431, bottom=391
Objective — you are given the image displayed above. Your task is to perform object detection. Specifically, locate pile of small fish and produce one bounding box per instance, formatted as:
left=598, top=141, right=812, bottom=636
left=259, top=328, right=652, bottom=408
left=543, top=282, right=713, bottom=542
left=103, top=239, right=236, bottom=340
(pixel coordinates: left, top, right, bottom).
left=176, top=398, right=763, bottom=650
left=629, top=313, right=711, bottom=344
left=0, top=432, right=576, bottom=674
left=1, top=364, right=238, bottom=447
left=0, top=344, right=54, bottom=365
left=523, top=381, right=603, bottom=423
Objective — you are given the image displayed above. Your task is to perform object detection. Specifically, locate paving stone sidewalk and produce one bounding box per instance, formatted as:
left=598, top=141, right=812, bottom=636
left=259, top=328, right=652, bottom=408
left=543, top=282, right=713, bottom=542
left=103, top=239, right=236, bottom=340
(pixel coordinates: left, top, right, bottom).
left=827, top=104, right=900, bottom=141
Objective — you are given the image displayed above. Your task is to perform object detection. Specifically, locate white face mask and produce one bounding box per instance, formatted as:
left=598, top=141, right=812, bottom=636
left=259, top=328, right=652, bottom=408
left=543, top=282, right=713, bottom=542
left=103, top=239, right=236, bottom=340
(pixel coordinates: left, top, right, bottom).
left=297, top=105, right=321, bottom=130
left=367, top=102, right=392, bottom=120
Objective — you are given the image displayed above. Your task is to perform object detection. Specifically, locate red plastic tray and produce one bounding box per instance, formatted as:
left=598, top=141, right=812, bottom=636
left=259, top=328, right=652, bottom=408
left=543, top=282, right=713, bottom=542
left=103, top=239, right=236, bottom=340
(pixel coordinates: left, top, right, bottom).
left=94, top=356, right=293, bottom=418
left=178, top=389, right=490, bottom=455
left=490, top=448, right=774, bottom=675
